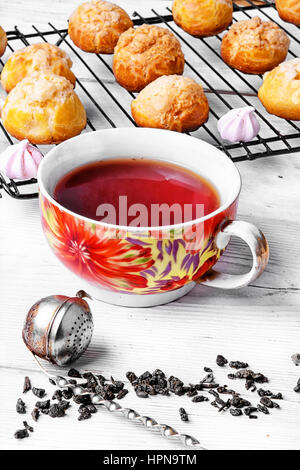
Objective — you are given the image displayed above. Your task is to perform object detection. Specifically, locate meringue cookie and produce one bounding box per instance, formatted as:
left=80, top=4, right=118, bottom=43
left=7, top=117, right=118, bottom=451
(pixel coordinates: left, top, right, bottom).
left=217, top=106, right=260, bottom=143
left=0, top=139, right=43, bottom=180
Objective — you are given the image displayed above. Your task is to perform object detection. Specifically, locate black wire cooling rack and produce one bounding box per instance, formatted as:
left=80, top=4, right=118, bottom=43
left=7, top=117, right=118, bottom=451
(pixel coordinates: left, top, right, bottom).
left=1, top=0, right=300, bottom=199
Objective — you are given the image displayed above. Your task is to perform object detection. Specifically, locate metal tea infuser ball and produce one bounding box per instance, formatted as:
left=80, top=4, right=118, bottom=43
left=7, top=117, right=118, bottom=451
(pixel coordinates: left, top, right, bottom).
left=22, top=290, right=204, bottom=449
left=22, top=290, right=93, bottom=366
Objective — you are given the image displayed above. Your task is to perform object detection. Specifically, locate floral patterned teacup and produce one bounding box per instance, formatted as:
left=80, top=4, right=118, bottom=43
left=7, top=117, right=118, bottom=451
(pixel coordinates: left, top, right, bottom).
left=38, top=128, right=269, bottom=307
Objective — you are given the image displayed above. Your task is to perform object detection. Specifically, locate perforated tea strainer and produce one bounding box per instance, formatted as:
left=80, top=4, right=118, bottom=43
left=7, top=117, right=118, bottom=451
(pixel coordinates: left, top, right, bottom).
left=22, top=291, right=204, bottom=449
left=22, top=290, right=93, bottom=366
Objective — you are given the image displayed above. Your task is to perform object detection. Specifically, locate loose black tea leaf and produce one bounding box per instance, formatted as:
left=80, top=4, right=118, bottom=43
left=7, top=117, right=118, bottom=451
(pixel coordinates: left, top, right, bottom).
left=230, top=408, right=243, bottom=416
left=168, top=376, right=184, bottom=390
left=52, top=390, right=63, bottom=401
left=136, top=390, right=149, bottom=398
left=217, top=385, right=238, bottom=396
left=216, top=355, right=228, bottom=367
left=192, top=395, right=208, bottom=403
left=16, top=358, right=283, bottom=439
left=257, top=404, right=269, bottom=414
left=79, top=404, right=97, bottom=414
left=201, top=372, right=215, bottom=384
left=35, top=399, right=50, bottom=410
left=174, top=386, right=185, bottom=396
left=186, top=388, right=197, bottom=397
left=62, top=387, right=73, bottom=400
left=293, top=378, right=300, bottom=392
left=14, top=429, right=29, bottom=439
left=73, top=394, right=92, bottom=405
left=158, top=388, right=169, bottom=396
left=228, top=369, right=269, bottom=384
left=23, top=376, right=31, bottom=394
left=228, top=374, right=236, bottom=380
left=126, top=371, right=137, bottom=383
left=78, top=411, right=91, bottom=421
left=244, top=407, right=258, bottom=416
left=140, top=371, right=152, bottom=381
left=96, top=375, right=106, bottom=385
left=257, top=388, right=273, bottom=397
left=31, top=408, right=40, bottom=422
left=16, top=398, right=26, bottom=414
left=230, top=396, right=251, bottom=408
left=68, top=368, right=81, bottom=378
left=117, top=389, right=128, bottom=400
left=252, top=373, right=268, bottom=384
left=110, top=379, right=124, bottom=393
left=201, top=383, right=219, bottom=389
left=32, top=387, right=46, bottom=398
left=245, top=379, right=256, bottom=392
left=179, top=407, right=188, bottom=422
left=57, top=400, right=70, bottom=411
left=291, top=353, right=300, bottom=366
left=270, top=393, right=283, bottom=400
left=229, top=361, right=249, bottom=369
left=260, top=397, right=274, bottom=408
left=48, top=404, right=65, bottom=418
left=23, top=421, right=34, bottom=432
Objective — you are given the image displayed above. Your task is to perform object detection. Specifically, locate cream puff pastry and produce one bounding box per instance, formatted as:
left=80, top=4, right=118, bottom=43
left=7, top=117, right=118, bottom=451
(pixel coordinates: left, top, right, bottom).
left=2, top=73, right=86, bottom=144
left=221, top=16, right=290, bottom=74
left=113, top=25, right=185, bottom=92
left=258, top=58, right=300, bottom=120
left=68, top=0, right=133, bottom=54
left=172, top=0, right=233, bottom=37
left=1, top=43, right=76, bottom=93
left=131, top=75, right=209, bottom=132
left=276, top=0, right=300, bottom=26
left=0, top=26, right=7, bottom=57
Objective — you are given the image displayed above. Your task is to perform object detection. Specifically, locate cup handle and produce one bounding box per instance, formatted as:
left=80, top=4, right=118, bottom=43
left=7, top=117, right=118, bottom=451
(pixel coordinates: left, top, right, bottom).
left=198, top=220, right=269, bottom=289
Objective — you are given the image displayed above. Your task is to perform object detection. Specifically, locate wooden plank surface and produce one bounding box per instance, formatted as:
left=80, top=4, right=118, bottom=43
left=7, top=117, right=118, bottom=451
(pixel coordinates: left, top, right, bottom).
left=0, top=0, right=300, bottom=450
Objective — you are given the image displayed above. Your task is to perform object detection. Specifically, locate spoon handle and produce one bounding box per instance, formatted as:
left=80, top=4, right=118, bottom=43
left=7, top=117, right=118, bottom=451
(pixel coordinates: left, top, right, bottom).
left=92, top=397, right=205, bottom=449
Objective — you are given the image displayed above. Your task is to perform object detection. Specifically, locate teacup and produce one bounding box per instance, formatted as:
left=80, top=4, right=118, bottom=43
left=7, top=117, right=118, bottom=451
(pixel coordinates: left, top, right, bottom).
left=38, top=128, right=269, bottom=307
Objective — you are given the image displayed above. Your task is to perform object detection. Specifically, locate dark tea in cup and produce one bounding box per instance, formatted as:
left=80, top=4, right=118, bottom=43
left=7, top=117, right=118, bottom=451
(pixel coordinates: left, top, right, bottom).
left=53, top=158, right=220, bottom=227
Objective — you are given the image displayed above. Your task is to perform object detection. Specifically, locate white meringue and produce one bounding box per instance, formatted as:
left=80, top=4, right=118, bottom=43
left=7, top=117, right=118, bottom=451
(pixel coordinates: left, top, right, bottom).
left=0, top=139, right=43, bottom=180
left=217, top=106, right=260, bottom=143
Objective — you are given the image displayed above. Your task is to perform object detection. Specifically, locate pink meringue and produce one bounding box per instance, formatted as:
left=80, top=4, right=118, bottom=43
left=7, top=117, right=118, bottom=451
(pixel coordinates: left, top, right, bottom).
left=0, top=139, right=43, bottom=180
left=217, top=106, right=260, bottom=143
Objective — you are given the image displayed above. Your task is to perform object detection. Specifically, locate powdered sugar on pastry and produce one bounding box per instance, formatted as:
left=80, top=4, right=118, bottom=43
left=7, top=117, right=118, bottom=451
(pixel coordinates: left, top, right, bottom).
left=258, top=57, right=300, bottom=119
left=221, top=16, right=290, bottom=74
left=68, top=0, right=133, bottom=54
left=7, top=73, right=76, bottom=106
left=0, top=43, right=75, bottom=92
left=113, top=25, right=184, bottom=92
left=131, top=75, right=209, bottom=132
left=226, top=17, right=290, bottom=59
left=273, top=58, right=300, bottom=81
left=1, top=72, right=86, bottom=144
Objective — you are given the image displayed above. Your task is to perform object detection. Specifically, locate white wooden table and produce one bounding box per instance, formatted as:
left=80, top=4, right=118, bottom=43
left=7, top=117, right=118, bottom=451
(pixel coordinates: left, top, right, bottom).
left=0, top=0, right=300, bottom=450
